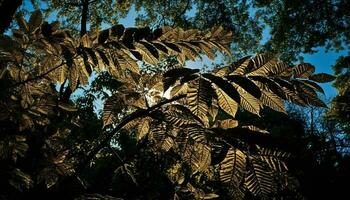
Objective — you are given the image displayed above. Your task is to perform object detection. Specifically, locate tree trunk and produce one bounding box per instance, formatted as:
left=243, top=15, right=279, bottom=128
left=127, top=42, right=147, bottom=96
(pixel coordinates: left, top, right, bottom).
left=80, top=0, right=88, bottom=36
left=62, top=0, right=89, bottom=102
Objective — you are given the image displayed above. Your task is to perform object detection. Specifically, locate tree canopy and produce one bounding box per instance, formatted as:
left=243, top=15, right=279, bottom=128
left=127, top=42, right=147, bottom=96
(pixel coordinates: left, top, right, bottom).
left=0, top=1, right=349, bottom=200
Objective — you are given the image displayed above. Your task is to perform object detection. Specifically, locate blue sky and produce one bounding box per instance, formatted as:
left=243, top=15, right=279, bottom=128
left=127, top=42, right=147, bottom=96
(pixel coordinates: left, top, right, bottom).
left=303, top=48, right=347, bottom=98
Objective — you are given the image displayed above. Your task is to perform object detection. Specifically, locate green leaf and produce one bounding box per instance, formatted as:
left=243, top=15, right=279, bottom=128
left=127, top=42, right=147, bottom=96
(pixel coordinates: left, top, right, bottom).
left=137, top=118, right=150, bottom=141
left=260, top=90, right=286, bottom=114
left=181, top=142, right=211, bottom=174
left=257, top=146, right=290, bottom=172
left=242, top=125, right=269, bottom=134
left=299, top=79, right=325, bottom=94
left=164, top=105, right=203, bottom=126
left=235, top=86, right=261, bottom=116
left=135, top=43, right=159, bottom=65
left=164, top=68, right=199, bottom=78
left=219, top=148, right=246, bottom=199
left=163, top=42, right=181, bottom=53
left=139, top=41, right=159, bottom=59
left=151, top=41, right=169, bottom=54
left=134, top=27, right=151, bottom=41
left=58, top=103, right=77, bottom=112
left=249, top=76, right=286, bottom=99
left=214, top=56, right=251, bottom=76
left=215, top=119, right=239, bottom=129
left=61, top=45, right=74, bottom=69
left=84, top=48, right=99, bottom=66
left=95, top=49, right=110, bottom=66
left=116, top=50, right=140, bottom=74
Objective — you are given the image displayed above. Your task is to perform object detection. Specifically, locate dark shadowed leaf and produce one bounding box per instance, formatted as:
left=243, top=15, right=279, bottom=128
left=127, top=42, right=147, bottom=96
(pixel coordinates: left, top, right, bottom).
left=309, top=73, right=336, bottom=83
left=29, top=10, right=42, bottom=31
left=98, top=29, right=110, bottom=44
left=110, top=24, right=125, bottom=39
left=203, top=73, right=241, bottom=104
left=227, top=75, right=261, bottom=99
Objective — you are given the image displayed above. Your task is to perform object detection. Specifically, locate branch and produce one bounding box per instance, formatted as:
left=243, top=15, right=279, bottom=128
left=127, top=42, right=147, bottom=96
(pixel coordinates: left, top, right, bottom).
left=80, top=1, right=88, bottom=36
left=88, top=0, right=99, bottom=4
left=72, top=94, right=186, bottom=176
left=210, top=127, right=296, bottom=150
left=66, top=0, right=97, bottom=7
left=108, top=145, right=124, bottom=164
left=8, top=61, right=66, bottom=88
left=59, top=79, right=67, bottom=99
left=67, top=2, right=82, bottom=7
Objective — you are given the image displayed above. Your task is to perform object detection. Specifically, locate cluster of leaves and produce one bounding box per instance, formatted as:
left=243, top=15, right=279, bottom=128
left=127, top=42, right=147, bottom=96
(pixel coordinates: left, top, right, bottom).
left=327, top=55, right=350, bottom=134
left=133, top=0, right=263, bottom=57
left=131, top=0, right=350, bottom=63
left=103, top=51, right=335, bottom=199
left=0, top=10, right=335, bottom=199
left=254, top=0, right=350, bottom=62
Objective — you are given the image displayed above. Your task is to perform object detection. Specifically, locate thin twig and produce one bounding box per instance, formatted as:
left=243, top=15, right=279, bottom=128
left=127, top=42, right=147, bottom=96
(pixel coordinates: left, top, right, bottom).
left=108, top=145, right=124, bottom=164
left=72, top=94, right=186, bottom=176
left=8, top=61, right=65, bottom=88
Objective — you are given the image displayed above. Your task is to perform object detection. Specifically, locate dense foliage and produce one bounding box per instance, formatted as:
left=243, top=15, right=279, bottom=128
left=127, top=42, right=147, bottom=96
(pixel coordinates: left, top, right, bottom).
left=327, top=55, right=350, bottom=134
left=0, top=8, right=340, bottom=200
left=1, top=0, right=350, bottom=199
